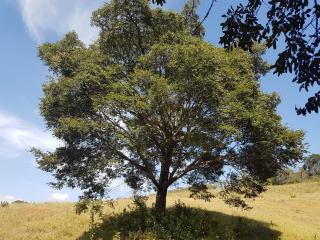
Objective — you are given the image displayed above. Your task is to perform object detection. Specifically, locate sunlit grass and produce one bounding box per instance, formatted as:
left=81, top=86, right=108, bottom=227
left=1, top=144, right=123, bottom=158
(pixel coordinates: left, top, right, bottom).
left=0, top=181, right=319, bottom=240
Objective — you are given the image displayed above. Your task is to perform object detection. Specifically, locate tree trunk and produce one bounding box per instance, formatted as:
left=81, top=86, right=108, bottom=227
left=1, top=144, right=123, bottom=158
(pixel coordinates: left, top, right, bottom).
left=155, top=155, right=171, bottom=218
left=155, top=186, right=168, bottom=217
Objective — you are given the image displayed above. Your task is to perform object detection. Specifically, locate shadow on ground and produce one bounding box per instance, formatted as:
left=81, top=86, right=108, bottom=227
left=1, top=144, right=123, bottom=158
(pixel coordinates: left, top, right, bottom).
left=78, top=206, right=281, bottom=240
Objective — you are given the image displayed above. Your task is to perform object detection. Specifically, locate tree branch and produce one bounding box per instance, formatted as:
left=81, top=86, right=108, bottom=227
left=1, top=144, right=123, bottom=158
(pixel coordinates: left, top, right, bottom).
left=200, top=0, right=216, bottom=25
left=114, top=148, right=160, bottom=188
left=168, top=155, right=203, bottom=184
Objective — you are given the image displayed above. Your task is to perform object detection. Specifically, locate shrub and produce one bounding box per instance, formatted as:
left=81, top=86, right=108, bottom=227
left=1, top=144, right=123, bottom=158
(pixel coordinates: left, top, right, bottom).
left=107, top=198, right=215, bottom=240
left=1, top=201, right=9, bottom=207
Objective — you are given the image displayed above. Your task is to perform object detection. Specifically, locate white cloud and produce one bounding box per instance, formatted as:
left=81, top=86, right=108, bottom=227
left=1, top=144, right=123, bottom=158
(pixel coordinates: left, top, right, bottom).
left=0, top=112, right=61, bottom=158
left=17, top=0, right=106, bottom=45
left=51, top=193, right=69, bottom=201
left=0, top=195, right=17, bottom=203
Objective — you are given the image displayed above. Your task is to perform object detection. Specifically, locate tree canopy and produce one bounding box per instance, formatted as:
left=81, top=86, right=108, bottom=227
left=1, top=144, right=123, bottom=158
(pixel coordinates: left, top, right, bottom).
left=34, top=0, right=305, bottom=215
left=153, top=0, right=320, bottom=115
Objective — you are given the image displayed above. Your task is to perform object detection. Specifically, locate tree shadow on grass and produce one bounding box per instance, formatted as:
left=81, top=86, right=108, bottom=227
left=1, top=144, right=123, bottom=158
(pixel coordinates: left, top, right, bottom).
left=78, top=206, right=281, bottom=240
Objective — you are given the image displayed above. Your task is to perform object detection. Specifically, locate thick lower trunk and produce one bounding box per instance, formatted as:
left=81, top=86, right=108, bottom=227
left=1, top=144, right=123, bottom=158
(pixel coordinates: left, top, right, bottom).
left=155, top=157, right=171, bottom=218
left=155, top=186, right=168, bottom=217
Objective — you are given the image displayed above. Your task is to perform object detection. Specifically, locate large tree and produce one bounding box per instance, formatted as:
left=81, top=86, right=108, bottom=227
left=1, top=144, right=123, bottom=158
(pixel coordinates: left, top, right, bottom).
left=34, top=0, right=305, bottom=215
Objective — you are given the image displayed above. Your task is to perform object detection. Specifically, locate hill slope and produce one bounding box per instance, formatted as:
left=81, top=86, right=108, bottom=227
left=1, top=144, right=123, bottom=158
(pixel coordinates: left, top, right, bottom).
left=0, top=181, right=319, bottom=240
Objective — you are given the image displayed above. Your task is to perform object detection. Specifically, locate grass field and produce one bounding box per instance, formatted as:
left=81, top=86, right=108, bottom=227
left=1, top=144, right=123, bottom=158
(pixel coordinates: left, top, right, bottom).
left=1, top=181, right=319, bottom=240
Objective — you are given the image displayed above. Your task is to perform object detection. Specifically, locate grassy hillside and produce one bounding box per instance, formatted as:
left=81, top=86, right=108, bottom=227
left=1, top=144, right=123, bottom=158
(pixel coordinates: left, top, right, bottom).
left=1, top=181, right=319, bottom=240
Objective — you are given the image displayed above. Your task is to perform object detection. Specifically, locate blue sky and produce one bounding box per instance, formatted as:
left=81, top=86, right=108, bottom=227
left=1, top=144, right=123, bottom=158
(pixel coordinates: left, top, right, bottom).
left=0, top=0, right=318, bottom=203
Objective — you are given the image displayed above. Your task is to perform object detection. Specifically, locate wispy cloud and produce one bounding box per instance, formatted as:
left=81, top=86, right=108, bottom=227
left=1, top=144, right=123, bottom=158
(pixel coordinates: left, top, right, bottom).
left=50, top=193, right=69, bottom=201
left=0, top=195, right=17, bottom=203
left=17, top=0, right=106, bottom=45
left=0, top=112, right=60, bottom=158
left=109, top=178, right=132, bottom=199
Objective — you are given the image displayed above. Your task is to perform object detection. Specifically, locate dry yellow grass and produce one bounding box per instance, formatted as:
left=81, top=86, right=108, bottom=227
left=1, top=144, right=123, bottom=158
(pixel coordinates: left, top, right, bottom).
left=164, top=181, right=320, bottom=240
left=0, top=181, right=319, bottom=240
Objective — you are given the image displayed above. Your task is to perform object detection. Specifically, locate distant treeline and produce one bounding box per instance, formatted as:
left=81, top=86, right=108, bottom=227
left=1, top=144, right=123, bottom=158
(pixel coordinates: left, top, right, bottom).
left=0, top=200, right=28, bottom=207
left=269, top=154, right=320, bottom=185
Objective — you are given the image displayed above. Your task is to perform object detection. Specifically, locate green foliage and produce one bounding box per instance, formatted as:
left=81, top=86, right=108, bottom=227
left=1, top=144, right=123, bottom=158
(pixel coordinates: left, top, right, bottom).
left=34, top=0, right=305, bottom=215
left=108, top=200, right=217, bottom=240
left=95, top=199, right=279, bottom=240
left=220, top=0, right=320, bottom=115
